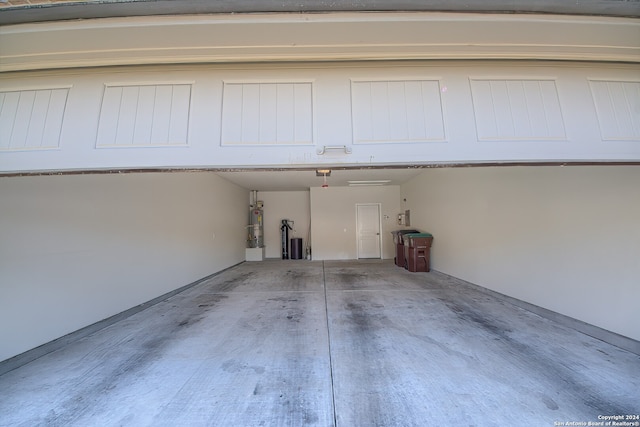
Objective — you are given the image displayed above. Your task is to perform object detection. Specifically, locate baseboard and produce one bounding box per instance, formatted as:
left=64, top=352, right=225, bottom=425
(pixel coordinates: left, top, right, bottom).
left=0, top=262, right=243, bottom=376
left=435, top=270, right=640, bottom=356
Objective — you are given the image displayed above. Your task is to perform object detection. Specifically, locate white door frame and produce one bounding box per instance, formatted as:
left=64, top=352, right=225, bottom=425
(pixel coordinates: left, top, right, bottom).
left=355, top=203, right=382, bottom=259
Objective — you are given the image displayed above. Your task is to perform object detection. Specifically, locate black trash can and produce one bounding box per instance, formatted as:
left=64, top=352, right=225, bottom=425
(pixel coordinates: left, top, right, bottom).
left=290, top=238, right=303, bottom=260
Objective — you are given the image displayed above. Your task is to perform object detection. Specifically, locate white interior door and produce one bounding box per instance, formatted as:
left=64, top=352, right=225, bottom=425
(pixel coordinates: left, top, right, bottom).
left=356, top=203, right=382, bottom=259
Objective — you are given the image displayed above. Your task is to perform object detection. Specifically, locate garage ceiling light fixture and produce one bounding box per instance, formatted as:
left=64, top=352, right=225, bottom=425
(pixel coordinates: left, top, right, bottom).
left=348, top=180, right=391, bottom=186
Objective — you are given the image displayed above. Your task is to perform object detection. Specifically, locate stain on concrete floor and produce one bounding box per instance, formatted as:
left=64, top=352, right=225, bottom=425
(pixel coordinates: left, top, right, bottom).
left=1, top=260, right=638, bottom=426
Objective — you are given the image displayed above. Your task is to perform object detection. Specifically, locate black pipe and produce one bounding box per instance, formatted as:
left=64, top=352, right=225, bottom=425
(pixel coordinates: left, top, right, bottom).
left=281, top=219, right=293, bottom=259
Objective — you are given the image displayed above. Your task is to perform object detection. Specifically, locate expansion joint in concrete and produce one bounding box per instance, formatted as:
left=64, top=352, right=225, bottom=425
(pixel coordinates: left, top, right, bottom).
left=322, top=261, right=338, bottom=427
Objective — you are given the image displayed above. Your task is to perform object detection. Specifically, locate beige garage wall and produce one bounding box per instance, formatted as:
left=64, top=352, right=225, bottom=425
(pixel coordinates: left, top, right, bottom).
left=401, top=166, right=640, bottom=341
left=256, top=191, right=311, bottom=259
left=310, top=185, right=401, bottom=260
left=0, top=172, right=248, bottom=362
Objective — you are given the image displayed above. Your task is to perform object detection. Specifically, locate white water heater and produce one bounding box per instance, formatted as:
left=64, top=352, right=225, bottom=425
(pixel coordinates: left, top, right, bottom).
left=247, top=200, right=264, bottom=248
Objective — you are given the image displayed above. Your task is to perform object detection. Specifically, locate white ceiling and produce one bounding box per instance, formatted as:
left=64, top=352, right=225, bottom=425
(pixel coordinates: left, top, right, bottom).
left=216, top=167, right=425, bottom=191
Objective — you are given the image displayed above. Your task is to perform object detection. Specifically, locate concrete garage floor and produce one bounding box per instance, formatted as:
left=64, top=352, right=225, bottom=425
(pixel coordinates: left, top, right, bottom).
left=1, top=261, right=638, bottom=426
